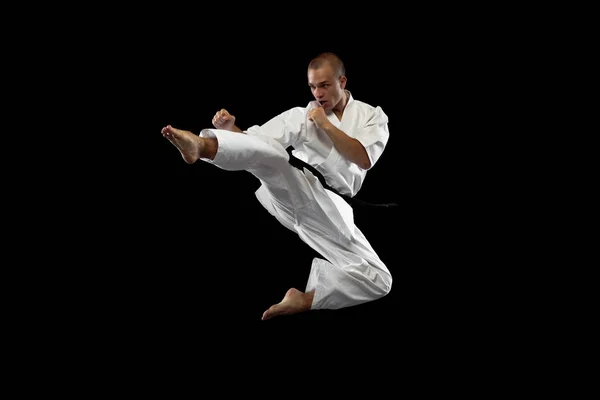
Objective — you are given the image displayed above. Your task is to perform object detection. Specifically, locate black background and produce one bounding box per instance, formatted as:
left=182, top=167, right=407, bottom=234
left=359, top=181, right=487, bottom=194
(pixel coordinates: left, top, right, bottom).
left=28, top=9, right=526, bottom=369
left=136, top=44, right=405, bottom=326
left=107, top=36, right=425, bottom=341
left=3, top=6, right=555, bottom=389
left=102, top=27, right=483, bottom=335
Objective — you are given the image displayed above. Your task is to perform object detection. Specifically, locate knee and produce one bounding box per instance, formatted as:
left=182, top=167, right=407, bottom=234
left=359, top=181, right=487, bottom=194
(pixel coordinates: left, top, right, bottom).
left=380, top=270, right=392, bottom=297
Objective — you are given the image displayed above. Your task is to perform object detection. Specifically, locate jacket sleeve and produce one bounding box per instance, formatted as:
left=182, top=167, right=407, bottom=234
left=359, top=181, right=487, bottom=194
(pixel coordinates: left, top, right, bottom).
left=353, top=106, right=390, bottom=170
left=244, top=107, right=305, bottom=149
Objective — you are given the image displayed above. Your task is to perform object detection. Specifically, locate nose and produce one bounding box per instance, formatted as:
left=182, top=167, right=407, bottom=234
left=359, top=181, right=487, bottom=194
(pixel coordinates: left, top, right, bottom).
left=314, top=88, right=325, bottom=98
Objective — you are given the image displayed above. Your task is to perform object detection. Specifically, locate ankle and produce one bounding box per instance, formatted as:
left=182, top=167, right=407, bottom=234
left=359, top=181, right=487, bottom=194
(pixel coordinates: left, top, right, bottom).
left=304, top=290, right=315, bottom=309
left=200, top=137, right=218, bottom=160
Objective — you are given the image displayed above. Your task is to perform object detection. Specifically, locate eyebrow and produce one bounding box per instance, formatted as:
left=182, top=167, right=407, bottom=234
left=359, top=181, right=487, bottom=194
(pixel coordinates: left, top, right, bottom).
left=308, top=81, right=330, bottom=86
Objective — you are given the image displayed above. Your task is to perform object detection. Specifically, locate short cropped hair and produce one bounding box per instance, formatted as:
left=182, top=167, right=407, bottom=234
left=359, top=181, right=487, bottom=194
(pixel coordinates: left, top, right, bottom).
left=308, top=52, right=346, bottom=78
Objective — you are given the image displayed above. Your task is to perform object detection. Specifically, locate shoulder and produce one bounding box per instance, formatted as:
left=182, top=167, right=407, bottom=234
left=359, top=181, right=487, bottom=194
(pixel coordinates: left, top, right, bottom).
left=272, top=106, right=307, bottom=120
left=279, top=103, right=319, bottom=119
left=351, top=98, right=374, bottom=109
left=352, top=98, right=383, bottom=112
left=286, top=105, right=309, bottom=115
left=349, top=99, right=388, bottom=124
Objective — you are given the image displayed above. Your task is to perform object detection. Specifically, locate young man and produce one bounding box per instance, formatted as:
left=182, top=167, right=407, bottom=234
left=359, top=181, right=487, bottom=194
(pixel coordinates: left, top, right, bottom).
left=161, top=52, right=392, bottom=320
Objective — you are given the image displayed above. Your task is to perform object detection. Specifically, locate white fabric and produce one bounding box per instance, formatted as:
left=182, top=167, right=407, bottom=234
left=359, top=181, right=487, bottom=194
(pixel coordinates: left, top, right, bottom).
left=245, top=91, right=390, bottom=197
left=198, top=93, right=392, bottom=310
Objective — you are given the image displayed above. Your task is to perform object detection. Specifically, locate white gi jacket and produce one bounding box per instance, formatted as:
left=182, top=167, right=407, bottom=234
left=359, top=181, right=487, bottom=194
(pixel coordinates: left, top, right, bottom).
left=199, top=91, right=392, bottom=310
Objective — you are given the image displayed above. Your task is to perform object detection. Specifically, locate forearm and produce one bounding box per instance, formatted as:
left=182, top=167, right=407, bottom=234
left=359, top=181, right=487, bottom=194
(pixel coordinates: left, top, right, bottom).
left=322, top=124, right=371, bottom=169
left=230, top=125, right=245, bottom=134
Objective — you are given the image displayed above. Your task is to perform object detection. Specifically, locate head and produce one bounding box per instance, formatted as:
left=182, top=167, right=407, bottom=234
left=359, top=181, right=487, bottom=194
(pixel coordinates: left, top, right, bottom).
left=308, top=52, right=347, bottom=113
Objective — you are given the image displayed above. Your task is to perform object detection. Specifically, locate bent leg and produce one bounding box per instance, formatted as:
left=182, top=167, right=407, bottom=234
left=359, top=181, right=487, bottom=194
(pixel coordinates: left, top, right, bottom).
left=261, top=216, right=393, bottom=318
left=258, top=174, right=393, bottom=314
left=301, top=226, right=393, bottom=310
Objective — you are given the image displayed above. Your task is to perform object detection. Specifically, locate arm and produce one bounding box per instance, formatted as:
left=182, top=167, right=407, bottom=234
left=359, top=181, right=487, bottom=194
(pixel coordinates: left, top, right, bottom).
left=214, top=106, right=303, bottom=149
left=246, top=107, right=304, bottom=149
left=322, top=123, right=371, bottom=169
left=308, top=107, right=371, bottom=169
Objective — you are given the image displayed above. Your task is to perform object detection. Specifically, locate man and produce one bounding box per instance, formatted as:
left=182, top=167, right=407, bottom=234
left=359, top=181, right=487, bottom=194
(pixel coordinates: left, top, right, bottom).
left=161, top=52, right=392, bottom=320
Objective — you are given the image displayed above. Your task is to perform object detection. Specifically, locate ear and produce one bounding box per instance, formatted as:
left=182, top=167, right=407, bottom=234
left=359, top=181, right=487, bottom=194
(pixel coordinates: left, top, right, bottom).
left=339, top=76, right=347, bottom=89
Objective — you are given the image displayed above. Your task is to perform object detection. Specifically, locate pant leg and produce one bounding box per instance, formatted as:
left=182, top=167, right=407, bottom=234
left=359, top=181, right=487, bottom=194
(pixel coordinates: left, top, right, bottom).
left=199, top=128, right=313, bottom=213
left=199, top=128, right=392, bottom=310
left=295, top=172, right=393, bottom=310
left=301, top=224, right=393, bottom=310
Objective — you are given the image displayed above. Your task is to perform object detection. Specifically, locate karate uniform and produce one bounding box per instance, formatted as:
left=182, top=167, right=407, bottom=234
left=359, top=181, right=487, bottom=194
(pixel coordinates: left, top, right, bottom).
left=198, top=92, right=392, bottom=310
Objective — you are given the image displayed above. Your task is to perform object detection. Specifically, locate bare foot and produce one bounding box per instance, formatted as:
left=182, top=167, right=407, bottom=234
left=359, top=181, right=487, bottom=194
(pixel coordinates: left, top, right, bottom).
left=161, top=125, right=204, bottom=164
left=261, top=288, right=315, bottom=321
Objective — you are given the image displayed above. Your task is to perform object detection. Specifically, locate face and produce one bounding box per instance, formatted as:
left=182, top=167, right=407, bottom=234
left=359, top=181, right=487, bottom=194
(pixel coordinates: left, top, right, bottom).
left=308, top=64, right=347, bottom=112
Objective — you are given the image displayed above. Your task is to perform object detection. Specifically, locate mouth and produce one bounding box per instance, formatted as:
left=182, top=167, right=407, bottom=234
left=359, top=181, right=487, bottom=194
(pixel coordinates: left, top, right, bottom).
left=318, top=100, right=327, bottom=106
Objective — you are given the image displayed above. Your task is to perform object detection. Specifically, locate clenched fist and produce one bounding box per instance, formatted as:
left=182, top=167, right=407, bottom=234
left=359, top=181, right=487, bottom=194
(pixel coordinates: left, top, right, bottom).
left=307, top=106, right=329, bottom=128
left=212, top=109, right=236, bottom=131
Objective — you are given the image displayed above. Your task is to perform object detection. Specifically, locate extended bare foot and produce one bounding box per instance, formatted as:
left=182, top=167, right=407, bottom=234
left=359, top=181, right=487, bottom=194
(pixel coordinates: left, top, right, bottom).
left=261, top=288, right=315, bottom=321
left=161, top=125, right=204, bottom=164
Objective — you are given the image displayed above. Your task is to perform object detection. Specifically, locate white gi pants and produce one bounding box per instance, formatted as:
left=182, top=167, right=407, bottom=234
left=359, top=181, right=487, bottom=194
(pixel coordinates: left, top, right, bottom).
left=199, top=129, right=392, bottom=310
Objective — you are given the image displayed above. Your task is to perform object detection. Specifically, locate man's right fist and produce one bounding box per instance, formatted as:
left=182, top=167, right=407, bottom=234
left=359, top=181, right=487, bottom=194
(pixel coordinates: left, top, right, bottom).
left=212, top=109, right=236, bottom=131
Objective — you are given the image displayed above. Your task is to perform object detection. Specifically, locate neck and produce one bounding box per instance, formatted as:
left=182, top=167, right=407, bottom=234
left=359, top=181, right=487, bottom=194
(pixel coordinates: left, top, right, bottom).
left=333, top=90, right=348, bottom=117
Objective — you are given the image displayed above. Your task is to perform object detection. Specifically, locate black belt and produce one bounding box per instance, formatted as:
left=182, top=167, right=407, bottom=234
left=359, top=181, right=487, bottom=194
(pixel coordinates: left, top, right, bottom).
left=286, top=147, right=398, bottom=209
